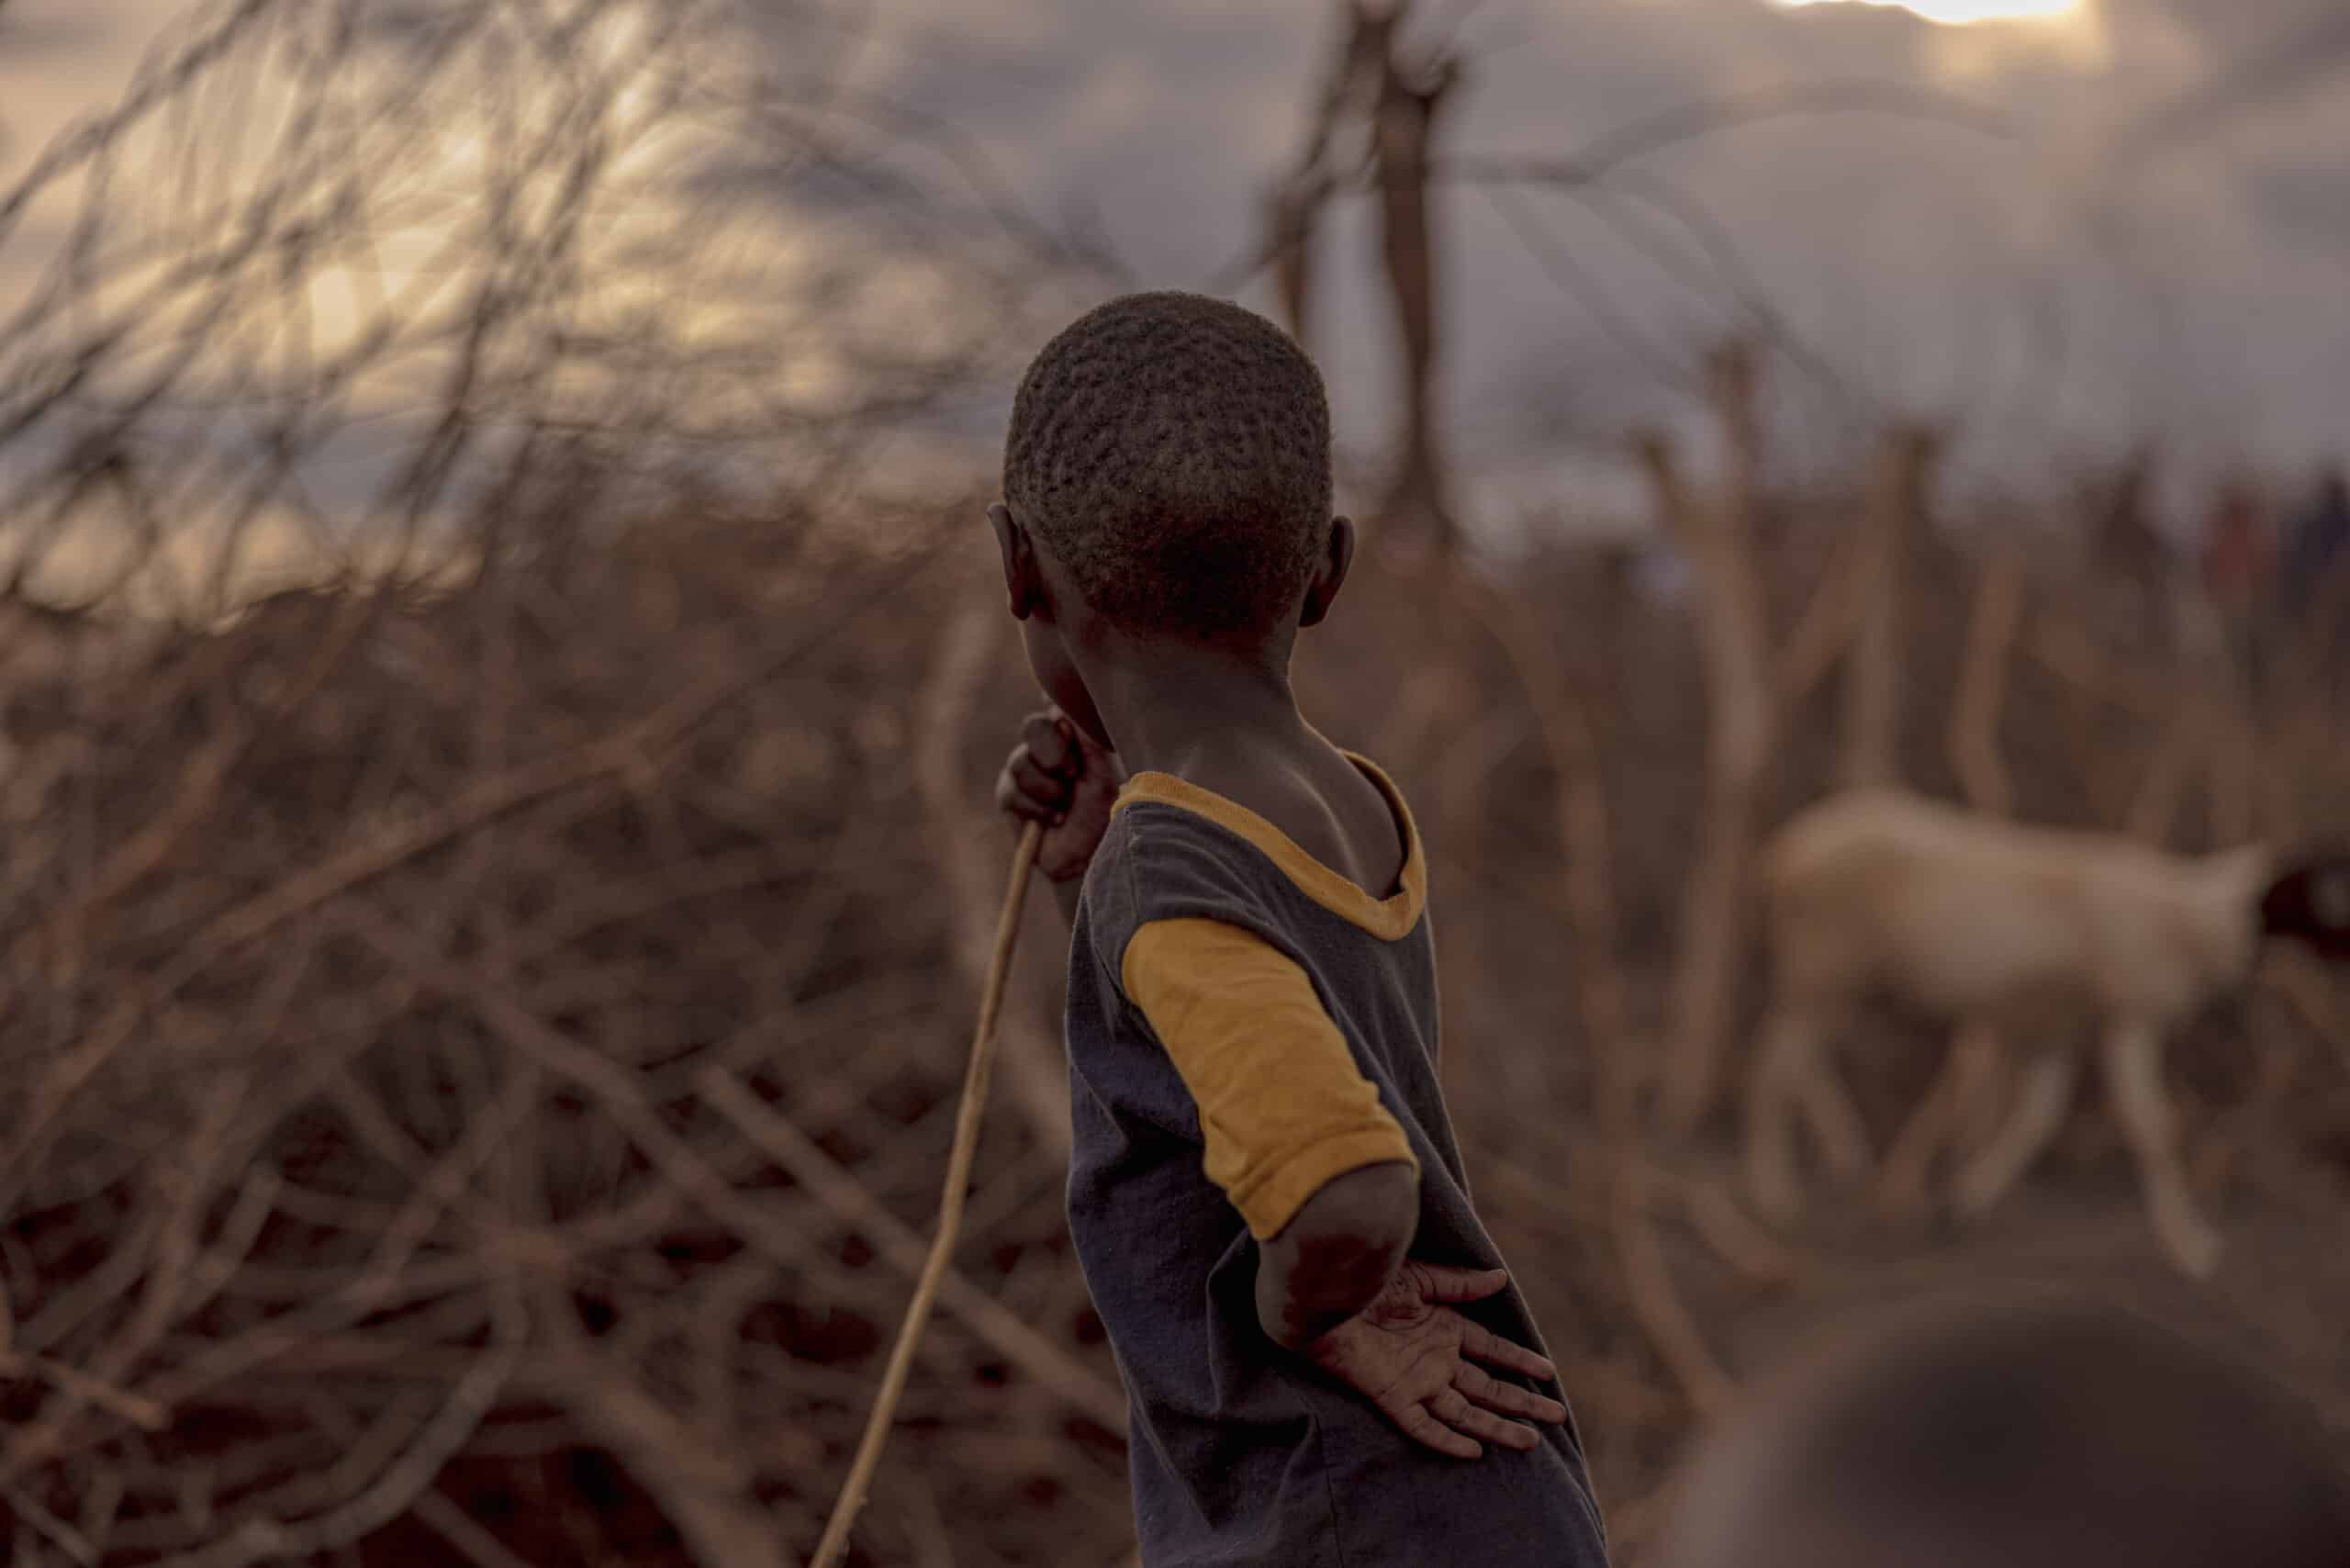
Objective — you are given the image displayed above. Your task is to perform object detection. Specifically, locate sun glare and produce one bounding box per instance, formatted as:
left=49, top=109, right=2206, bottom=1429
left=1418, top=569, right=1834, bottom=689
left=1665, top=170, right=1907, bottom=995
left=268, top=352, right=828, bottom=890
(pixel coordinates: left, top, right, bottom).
left=1774, top=0, right=2078, bottom=22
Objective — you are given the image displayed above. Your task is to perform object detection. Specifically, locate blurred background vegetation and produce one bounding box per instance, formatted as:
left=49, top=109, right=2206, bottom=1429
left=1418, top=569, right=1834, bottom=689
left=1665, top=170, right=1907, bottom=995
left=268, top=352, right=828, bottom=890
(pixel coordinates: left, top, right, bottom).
left=0, top=1, right=2345, bottom=1563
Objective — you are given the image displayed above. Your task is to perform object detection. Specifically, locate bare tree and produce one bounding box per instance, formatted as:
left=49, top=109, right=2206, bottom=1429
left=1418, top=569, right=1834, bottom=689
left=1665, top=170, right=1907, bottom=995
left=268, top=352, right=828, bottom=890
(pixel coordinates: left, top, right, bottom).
left=1371, top=28, right=1463, bottom=550
left=1264, top=1, right=1391, bottom=348
left=1264, top=0, right=1463, bottom=553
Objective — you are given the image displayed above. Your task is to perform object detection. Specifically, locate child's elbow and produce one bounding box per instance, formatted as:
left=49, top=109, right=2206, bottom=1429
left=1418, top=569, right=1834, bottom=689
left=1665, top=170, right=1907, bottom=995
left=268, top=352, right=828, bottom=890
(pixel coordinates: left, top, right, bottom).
left=1256, top=1160, right=1420, bottom=1350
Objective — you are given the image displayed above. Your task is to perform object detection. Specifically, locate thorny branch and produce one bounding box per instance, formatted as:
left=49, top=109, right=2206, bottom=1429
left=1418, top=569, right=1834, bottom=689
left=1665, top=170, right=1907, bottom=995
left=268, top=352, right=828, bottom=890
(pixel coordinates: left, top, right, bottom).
left=1, top=6, right=2346, bottom=1568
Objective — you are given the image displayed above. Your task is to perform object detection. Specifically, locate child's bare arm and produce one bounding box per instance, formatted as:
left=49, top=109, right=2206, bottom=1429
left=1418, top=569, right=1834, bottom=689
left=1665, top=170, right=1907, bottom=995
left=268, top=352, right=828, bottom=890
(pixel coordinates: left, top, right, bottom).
left=1255, top=1160, right=1419, bottom=1350
left=1108, top=838, right=1565, bottom=1459
left=1305, top=1262, right=1568, bottom=1461
left=1259, top=1165, right=1566, bottom=1460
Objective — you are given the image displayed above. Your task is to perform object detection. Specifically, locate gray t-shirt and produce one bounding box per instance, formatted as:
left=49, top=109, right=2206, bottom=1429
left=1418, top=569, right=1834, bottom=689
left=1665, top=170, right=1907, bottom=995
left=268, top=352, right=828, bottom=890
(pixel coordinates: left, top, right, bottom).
left=1064, top=759, right=1610, bottom=1568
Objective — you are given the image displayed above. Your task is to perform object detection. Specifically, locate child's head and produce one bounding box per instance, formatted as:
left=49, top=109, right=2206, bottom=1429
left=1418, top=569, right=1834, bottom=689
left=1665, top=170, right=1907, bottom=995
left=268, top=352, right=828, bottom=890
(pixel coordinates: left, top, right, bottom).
left=991, top=291, right=1347, bottom=745
left=1654, top=1290, right=2350, bottom=1568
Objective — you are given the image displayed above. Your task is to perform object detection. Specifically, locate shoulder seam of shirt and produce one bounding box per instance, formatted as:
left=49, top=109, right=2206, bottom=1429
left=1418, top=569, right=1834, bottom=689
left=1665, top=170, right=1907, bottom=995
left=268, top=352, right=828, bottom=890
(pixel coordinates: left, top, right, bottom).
left=1109, top=761, right=1426, bottom=941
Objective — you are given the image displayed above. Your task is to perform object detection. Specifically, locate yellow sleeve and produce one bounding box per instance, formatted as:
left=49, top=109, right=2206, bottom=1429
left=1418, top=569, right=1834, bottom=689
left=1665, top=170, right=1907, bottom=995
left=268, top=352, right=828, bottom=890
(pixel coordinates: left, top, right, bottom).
left=1122, top=917, right=1419, bottom=1240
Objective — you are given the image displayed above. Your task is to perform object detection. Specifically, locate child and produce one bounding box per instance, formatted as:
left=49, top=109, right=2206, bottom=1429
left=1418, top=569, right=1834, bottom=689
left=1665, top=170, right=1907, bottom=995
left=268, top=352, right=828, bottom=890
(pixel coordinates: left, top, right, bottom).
left=989, top=291, right=1608, bottom=1566
left=1652, top=1289, right=2350, bottom=1568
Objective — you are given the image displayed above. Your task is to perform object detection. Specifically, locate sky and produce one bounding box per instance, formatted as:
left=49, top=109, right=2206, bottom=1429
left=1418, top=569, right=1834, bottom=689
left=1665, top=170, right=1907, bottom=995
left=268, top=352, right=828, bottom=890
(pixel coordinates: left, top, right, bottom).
left=1, top=0, right=2345, bottom=551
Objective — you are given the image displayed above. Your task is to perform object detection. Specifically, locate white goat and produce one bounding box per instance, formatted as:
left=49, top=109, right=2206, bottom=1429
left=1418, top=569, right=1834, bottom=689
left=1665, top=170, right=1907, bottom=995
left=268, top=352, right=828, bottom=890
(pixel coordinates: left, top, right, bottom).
left=1743, top=787, right=2350, bottom=1277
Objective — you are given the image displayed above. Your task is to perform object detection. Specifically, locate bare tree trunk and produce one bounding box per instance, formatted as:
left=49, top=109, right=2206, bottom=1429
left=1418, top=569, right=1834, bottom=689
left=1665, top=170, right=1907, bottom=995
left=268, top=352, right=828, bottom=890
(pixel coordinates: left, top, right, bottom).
left=1840, top=427, right=1937, bottom=790
left=1265, top=2, right=1390, bottom=348
left=1259, top=3, right=1460, bottom=551
left=1656, top=343, right=1775, bottom=1135
left=1948, top=549, right=2025, bottom=818
left=1372, top=39, right=1461, bottom=552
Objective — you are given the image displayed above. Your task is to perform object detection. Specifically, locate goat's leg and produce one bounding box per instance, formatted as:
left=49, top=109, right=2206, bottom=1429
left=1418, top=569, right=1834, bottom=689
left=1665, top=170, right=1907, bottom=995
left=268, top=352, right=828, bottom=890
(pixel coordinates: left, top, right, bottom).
left=1951, top=1049, right=2079, bottom=1219
left=1879, top=1021, right=2001, bottom=1216
left=1951, top=1025, right=2015, bottom=1151
left=1794, top=1050, right=1872, bottom=1188
left=1744, top=1007, right=1830, bottom=1223
left=2099, top=1021, right=2222, bottom=1278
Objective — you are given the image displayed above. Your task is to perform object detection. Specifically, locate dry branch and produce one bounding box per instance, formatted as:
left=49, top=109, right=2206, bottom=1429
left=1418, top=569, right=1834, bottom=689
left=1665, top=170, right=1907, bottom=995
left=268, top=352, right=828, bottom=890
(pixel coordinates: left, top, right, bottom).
left=1653, top=343, right=1774, bottom=1135
left=2, top=7, right=2346, bottom=1565
left=1484, top=577, right=1736, bottom=1415
left=1948, top=550, right=2024, bottom=817
left=699, top=1070, right=1127, bottom=1431
left=1839, top=427, right=1935, bottom=791
left=1371, top=15, right=1463, bottom=548
left=807, top=822, right=1042, bottom=1568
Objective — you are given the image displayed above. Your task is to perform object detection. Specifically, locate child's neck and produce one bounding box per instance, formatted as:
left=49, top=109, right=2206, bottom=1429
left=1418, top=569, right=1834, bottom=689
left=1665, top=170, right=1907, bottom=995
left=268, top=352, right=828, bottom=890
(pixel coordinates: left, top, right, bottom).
left=1082, top=638, right=1316, bottom=782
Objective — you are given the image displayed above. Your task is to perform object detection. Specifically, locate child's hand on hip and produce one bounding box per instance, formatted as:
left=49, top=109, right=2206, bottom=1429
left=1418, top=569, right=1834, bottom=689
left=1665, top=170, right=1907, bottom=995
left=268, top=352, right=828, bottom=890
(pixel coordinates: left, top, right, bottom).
left=995, top=708, right=1124, bottom=883
left=1305, top=1262, right=1568, bottom=1461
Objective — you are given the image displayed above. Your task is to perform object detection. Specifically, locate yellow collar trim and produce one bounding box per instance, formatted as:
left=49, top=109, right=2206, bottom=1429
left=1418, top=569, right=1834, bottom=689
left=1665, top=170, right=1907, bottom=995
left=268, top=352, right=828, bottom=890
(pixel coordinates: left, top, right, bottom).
left=1113, top=752, right=1427, bottom=940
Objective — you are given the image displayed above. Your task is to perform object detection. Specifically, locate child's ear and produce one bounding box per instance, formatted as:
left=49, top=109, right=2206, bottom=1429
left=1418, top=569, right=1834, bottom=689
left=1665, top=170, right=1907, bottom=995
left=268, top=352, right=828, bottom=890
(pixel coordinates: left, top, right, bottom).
left=989, top=502, right=1045, bottom=621
left=1299, top=515, right=1355, bottom=629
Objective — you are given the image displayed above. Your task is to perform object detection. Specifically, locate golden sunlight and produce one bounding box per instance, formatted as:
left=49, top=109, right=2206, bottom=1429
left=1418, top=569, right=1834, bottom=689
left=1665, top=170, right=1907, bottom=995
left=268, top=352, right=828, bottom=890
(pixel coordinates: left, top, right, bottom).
left=1773, top=0, right=2078, bottom=22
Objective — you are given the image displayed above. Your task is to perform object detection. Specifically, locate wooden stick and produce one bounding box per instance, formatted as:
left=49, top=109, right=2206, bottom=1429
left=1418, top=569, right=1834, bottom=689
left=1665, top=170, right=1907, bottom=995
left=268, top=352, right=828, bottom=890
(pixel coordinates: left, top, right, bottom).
left=810, top=821, right=1045, bottom=1568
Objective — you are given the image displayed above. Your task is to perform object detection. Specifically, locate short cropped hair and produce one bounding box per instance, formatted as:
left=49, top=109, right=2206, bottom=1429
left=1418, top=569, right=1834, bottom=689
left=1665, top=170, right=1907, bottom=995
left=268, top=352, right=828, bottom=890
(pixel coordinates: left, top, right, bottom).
left=1655, top=1291, right=2350, bottom=1568
left=1002, top=291, right=1332, bottom=641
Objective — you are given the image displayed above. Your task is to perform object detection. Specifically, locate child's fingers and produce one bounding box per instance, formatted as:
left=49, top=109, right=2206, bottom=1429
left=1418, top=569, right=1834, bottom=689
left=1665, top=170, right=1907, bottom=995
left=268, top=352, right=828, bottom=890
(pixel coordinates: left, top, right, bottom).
left=1008, top=750, right=1075, bottom=813
left=994, top=760, right=1064, bottom=824
left=1391, top=1400, right=1482, bottom=1461
left=1453, top=1362, right=1568, bottom=1426
left=1430, top=1388, right=1539, bottom=1452
left=1416, top=1264, right=1511, bottom=1304
left=1021, top=711, right=1080, bottom=778
left=1457, top=1320, right=1560, bottom=1384
left=994, top=784, right=1054, bottom=826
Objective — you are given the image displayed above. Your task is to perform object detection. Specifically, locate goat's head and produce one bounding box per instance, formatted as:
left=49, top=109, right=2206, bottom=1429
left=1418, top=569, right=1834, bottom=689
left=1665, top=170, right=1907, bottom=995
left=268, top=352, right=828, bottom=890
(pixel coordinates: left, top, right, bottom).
left=2260, top=853, right=2350, bottom=961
